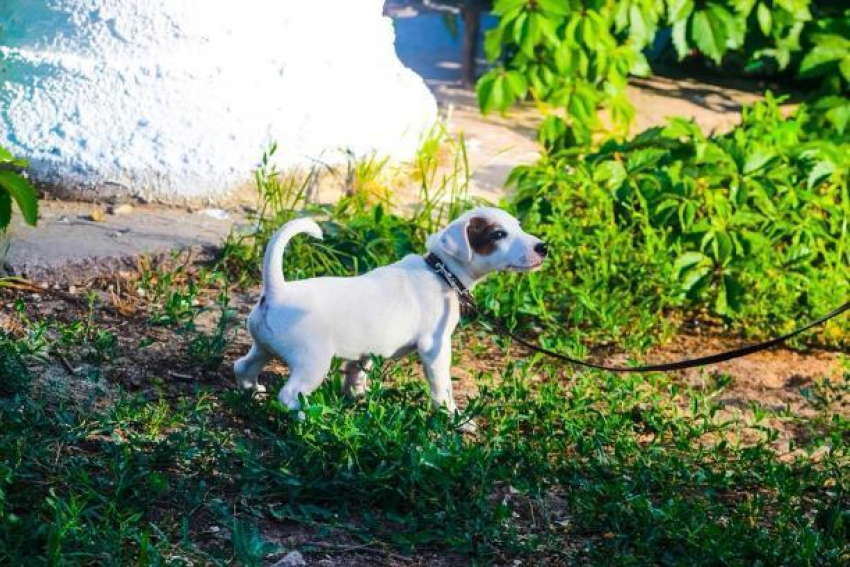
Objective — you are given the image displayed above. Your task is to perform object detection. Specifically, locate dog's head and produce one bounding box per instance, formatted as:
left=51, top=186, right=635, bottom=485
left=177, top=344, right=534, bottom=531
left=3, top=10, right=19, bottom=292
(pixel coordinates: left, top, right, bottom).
left=427, top=207, right=547, bottom=278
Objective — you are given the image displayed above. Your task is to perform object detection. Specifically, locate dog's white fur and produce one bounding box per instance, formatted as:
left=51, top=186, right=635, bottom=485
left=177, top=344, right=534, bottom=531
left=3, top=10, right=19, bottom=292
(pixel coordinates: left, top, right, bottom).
left=234, top=207, right=545, bottom=416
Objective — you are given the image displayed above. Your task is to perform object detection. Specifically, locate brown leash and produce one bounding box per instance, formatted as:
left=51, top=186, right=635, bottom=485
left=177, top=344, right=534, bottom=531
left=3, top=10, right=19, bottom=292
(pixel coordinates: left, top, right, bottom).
left=424, top=253, right=849, bottom=373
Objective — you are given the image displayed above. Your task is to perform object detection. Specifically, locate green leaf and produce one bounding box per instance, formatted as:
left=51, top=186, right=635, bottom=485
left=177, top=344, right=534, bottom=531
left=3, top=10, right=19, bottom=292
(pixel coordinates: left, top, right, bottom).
left=477, top=72, right=497, bottom=114
left=483, top=28, right=504, bottom=62
left=742, top=146, right=776, bottom=175
left=492, top=0, right=528, bottom=17
left=505, top=71, right=528, bottom=100
left=608, top=93, right=636, bottom=131
left=537, top=15, right=560, bottom=46
left=0, top=146, right=29, bottom=168
left=477, top=70, right=513, bottom=114
left=580, top=13, right=599, bottom=50
left=695, top=142, right=731, bottom=164
left=756, top=3, right=772, bottom=36
left=628, top=5, right=653, bottom=49
left=674, top=251, right=709, bottom=274
left=715, top=280, right=730, bottom=315
left=712, top=3, right=744, bottom=50
left=627, top=148, right=667, bottom=172
left=775, top=0, right=811, bottom=21
left=630, top=51, right=651, bottom=77
left=807, top=160, right=836, bottom=189
left=614, top=0, right=630, bottom=33
left=512, top=11, right=529, bottom=46
left=824, top=100, right=849, bottom=134
left=713, top=231, right=733, bottom=262
left=840, top=57, right=850, bottom=83
left=799, top=45, right=845, bottom=78
left=717, top=274, right=744, bottom=315
left=553, top=41, right=572, bottom=74
left=491, top=75, right=509, bottom=111
left=536, top=0, right=572, bottom=17
left=691, top=8, right=727, bottom=64
left=593, top=160, right=627, bottom=190
left=808, top=32, right=849, bottom=51
left=0, top=171, right=38, bottom=226
left=0, top=146, right=14, bottom=164
left=663, top=117, right=702, bottom=140
left=672, top=20, right=689, bottom=59
left=681, top=265, right=712, bottom=294
left=522, top=12, right=541, bottom=57
left=667, top=0, right=695, bottom=23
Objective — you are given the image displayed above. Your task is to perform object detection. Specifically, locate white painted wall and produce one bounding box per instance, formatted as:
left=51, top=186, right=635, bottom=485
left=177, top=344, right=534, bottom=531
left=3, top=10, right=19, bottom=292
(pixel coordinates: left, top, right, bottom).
left=0, top=0, right=437, bottom=200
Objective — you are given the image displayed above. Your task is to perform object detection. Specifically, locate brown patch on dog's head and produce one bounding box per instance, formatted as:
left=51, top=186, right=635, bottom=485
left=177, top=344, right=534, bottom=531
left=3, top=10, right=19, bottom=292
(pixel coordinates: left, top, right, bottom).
left=466, top=216, right=501, bottom=256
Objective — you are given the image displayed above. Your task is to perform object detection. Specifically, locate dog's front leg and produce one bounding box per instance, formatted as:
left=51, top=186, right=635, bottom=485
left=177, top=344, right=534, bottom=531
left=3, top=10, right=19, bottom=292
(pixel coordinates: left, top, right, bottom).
left=418, top=340, right=457, bottom=415
left=343, top=357, right=373, bottom=399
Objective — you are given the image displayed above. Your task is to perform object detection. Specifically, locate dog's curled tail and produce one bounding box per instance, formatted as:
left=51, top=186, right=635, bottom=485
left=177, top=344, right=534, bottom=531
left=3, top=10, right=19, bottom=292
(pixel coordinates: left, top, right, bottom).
left=262, top=217, right=323, bottom=301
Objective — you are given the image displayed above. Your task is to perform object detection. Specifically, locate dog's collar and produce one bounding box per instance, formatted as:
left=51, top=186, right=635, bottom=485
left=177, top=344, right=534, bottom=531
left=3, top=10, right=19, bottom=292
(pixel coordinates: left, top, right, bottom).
left=424, top=252, right=477, bottom=315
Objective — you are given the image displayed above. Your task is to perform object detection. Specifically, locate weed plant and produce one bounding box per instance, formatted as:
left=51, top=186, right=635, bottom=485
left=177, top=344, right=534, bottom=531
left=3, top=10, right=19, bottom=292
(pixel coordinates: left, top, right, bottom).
left=507, top=94, right=849, bottom=347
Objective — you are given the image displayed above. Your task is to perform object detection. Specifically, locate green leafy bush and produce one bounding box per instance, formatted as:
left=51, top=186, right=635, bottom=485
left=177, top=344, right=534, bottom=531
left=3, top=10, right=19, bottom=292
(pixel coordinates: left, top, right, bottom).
left=504, top=94, right=849, bottom=344
left=219, top=106, right=846, bottom=347
left=798, top=8, right=850, bottom=93
left=478, top=0, right=848, bottom=145
left=0, top=334, right=30, bottom=397
left=0, top=145, right=37, bottom=231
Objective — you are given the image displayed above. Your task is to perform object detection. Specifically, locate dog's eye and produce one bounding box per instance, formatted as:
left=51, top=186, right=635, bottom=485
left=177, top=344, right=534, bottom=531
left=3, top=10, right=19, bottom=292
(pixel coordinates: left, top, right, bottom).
left=490, top=230, right=508, bottom=241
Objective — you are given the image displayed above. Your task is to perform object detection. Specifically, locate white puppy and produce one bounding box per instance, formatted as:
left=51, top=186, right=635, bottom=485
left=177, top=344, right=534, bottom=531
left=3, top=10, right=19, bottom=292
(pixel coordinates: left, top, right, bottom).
left=234, top=207, right=547, bottom=416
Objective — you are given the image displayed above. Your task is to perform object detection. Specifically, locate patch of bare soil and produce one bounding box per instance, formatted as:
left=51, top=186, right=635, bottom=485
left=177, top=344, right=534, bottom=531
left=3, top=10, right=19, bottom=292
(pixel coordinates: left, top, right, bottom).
left=644, top=334, right=846, bottom=455
left=449, top=328, right=847, bottom=456
left=649, top=334, right=842, bottom=410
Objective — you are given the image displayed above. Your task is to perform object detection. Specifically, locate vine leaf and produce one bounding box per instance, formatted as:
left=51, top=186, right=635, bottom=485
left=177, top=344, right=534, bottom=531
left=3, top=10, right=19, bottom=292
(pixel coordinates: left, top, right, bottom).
left=691, top=7, right=727, bottom=64
left=0, top=171, right=38, bottom=227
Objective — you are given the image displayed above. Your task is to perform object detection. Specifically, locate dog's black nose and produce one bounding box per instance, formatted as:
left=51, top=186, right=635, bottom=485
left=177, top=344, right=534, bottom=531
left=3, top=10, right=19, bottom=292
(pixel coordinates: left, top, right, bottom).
left=534, top=242, right=548, bottom=257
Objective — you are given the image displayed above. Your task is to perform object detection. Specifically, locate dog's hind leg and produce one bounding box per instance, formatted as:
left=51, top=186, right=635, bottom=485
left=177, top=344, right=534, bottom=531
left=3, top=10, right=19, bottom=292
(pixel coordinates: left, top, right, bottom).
left=343, top=357, right=373, bottom=399
left=278, top=350, right=333, bottom=412
left=234, top=344, right=271, bottom=393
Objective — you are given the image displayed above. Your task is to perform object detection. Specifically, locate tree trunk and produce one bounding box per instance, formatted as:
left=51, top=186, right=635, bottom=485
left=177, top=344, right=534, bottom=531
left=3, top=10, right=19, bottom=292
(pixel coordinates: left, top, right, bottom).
left=461, top=7, right=481, bottom=88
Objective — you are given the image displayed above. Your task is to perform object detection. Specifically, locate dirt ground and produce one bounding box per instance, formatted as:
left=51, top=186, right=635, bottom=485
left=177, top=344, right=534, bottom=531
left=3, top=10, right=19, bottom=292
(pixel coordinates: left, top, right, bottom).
left=5, top=275, right=845, bottom=456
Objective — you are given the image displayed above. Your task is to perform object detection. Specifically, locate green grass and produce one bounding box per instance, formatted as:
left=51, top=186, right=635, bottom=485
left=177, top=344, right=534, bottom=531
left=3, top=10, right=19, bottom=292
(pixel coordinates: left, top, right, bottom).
left=1, top=103, right=848, bottom=564
left=1, top=331, right=847, bottom=564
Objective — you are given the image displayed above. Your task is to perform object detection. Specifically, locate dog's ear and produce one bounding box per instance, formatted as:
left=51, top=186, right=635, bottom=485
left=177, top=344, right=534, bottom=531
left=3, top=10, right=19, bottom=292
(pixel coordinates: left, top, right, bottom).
left=437, top=217, right=473, bottom=262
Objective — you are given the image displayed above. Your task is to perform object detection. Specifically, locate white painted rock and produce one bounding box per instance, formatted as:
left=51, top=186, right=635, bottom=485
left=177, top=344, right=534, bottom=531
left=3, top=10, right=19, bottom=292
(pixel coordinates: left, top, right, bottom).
left=0, top=0, right=437, bottom=200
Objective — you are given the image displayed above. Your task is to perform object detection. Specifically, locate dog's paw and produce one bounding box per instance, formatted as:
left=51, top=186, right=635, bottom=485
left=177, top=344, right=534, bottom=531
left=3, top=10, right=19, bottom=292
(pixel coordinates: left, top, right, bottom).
left=238, top=381, right=266, bottom=395
left=457, top=419, right=479, bottom=435
left=342, top=381, right=370, bottom=400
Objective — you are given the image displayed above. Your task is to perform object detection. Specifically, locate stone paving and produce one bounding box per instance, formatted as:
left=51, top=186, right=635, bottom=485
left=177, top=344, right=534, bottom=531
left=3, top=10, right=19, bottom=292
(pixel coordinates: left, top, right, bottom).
left=3, top=201, right=240, bottom=285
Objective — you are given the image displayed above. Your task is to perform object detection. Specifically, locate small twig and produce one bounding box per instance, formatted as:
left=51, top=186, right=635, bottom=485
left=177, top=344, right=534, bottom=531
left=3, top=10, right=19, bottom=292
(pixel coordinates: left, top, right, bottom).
left=3, top=278, right=86, bottom=306
left=168, top=370, right=196, bottom=381
left=302, top=541, right=414, bottom=564
left=1, top=277, right=143, bottom=321
left=58, top=354, right=80, bottom=376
